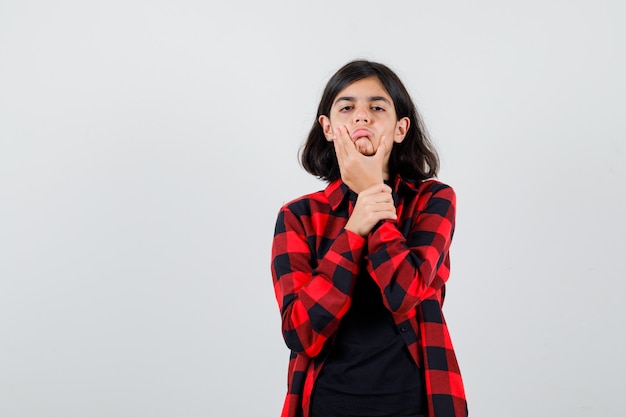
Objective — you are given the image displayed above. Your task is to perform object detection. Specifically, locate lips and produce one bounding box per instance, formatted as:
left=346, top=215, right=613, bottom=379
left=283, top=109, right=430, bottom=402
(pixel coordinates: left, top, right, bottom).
left=351, top=128, right=373, bottom=140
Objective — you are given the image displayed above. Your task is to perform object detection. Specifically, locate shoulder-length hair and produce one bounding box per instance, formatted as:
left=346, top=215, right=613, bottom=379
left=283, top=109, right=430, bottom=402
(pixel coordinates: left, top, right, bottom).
left=300, top=60, right=439, bottom=183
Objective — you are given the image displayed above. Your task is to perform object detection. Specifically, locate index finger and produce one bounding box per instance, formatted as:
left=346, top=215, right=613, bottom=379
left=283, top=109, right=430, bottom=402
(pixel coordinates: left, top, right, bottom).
left=360, top=182, right=392, bottom=196
left=333, top=125, right=357, bottom=158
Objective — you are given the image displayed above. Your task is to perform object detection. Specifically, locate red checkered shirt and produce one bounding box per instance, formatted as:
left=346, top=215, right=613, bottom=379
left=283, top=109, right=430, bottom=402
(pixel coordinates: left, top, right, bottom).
left=271, top=174, right=468, bottom=417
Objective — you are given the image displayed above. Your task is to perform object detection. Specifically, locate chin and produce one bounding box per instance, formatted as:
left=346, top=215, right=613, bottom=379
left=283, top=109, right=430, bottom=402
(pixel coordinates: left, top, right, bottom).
left=356, top=145, right=375, bottom=156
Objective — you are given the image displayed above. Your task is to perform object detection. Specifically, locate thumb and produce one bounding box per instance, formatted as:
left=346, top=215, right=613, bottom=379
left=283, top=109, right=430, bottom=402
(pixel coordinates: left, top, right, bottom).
left=374, top=135, right=389, bottom=161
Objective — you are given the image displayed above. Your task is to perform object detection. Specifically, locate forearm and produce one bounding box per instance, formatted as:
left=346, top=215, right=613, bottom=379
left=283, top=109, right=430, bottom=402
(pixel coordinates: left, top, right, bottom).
left=272, top=216, right=365, bottom=358
left=366, top=221, right=450, bottom=314
left=366, top=185, right=456, bottom=314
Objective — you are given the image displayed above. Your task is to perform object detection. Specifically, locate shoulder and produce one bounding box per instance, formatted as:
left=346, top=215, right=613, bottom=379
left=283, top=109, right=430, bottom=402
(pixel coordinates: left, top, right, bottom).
left=398, top=178, right=456, bottom=220
left=273, top=188, right=330, bottom=236
left=277, top=188, right=329, bottom=217
left=401, top=177, right=455, bottom=198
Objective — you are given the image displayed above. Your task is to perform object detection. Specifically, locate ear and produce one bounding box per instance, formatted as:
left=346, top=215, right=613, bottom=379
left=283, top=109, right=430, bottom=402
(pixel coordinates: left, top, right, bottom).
left=394, top=117, right=410, bottom=144
left=318, top=115, right=334, bottom=141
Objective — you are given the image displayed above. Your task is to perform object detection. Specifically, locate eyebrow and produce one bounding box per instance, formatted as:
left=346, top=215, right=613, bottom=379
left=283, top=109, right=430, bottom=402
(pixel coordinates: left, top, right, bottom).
left=334, top=96, right=392, bottom=105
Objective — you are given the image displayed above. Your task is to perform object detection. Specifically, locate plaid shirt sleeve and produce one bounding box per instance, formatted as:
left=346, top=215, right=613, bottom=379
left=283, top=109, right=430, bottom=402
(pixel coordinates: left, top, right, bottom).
left=366, top=182, right=455, bottom=315
left=271, top=202, right=366, bottom=359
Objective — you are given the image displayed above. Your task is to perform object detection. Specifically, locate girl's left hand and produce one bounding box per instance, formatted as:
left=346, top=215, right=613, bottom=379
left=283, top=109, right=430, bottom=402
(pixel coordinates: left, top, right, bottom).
left=344, top=183, right=397, bottom=237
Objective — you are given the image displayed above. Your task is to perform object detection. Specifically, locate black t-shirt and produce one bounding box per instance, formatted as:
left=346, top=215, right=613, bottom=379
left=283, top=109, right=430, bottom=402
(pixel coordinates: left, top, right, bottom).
left=310, top=271, right=427, bottom=417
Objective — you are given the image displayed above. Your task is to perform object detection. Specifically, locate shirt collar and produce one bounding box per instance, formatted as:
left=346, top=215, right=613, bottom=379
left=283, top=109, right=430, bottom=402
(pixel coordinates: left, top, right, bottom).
left=324, top=174, right=418, bottom=211
left=325, top=179, right=351, bottom=211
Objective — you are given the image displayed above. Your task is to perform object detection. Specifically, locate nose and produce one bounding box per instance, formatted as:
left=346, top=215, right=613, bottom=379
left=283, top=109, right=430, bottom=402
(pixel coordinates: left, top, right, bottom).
left=354, top=106, right=369, bottom=123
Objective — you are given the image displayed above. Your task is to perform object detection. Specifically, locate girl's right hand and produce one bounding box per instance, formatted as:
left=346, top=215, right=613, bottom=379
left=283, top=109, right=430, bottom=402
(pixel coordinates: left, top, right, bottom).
left=331, top=126, right=389, bottom=194
left=345, top=183, right=397, bottom=237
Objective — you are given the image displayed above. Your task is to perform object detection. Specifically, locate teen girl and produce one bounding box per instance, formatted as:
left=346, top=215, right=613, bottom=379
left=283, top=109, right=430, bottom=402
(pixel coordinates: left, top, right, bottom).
left=271, top=60, right=468, bottom=417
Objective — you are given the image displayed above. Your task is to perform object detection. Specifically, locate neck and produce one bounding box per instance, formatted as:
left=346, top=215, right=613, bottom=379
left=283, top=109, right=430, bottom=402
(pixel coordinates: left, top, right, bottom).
left=382, top=165, right=390, bottom=180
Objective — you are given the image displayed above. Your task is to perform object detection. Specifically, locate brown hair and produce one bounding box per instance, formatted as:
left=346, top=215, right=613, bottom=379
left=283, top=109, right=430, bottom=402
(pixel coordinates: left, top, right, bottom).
left=300, top=60, right=439, bottom=182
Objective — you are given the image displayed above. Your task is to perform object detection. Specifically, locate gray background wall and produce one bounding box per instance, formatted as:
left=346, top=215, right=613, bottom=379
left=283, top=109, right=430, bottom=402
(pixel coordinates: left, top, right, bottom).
left=1, top=1, right=624, bottom=416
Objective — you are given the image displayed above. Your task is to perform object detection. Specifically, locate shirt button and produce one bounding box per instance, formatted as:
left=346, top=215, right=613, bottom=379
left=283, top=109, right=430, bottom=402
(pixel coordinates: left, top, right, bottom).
left=400, top=326, right=408, bottom=333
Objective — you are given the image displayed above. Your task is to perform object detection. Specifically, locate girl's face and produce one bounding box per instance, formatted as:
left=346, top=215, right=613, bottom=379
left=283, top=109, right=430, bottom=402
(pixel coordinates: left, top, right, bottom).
left=319, top=76, right=410, bottom=158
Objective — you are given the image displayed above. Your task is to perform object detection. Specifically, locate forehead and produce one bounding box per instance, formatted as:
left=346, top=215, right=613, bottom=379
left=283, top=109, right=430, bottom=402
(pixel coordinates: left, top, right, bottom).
left=334, top=76, right=391, bottom=102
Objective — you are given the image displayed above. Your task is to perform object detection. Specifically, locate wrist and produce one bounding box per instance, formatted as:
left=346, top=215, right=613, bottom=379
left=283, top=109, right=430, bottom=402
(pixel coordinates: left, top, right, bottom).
left=344, top=220, right=368, bottom=237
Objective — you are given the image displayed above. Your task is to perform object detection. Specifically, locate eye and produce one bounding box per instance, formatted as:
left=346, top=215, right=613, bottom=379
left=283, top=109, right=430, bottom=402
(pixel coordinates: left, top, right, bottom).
left=372, top=105, right=385, bottom=112
left=339, top=105, right=353, bottom=112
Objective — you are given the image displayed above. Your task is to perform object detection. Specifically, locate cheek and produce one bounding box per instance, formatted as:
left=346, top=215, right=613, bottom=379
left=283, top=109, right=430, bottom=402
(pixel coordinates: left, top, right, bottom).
left=331, top=114, right=347, bottom=124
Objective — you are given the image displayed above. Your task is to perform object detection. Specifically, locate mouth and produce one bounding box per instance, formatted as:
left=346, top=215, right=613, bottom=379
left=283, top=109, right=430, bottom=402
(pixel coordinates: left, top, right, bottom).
left=351, top=128, right=373, bottom=141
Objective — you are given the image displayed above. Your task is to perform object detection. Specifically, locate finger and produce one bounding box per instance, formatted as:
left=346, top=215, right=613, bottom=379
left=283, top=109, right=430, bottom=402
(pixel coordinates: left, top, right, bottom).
left=374, top=199, right=396, bottom=213
left=367, top=204, right=397, bottom=220
left=374, top=135, right=388, bottom=162
left=369, top=201, right=396, bottom=212
left=338, top=125, right=360, bottom=157
left=336, top=126, right=365, bottom=174
left=331, top=130, right=342, bottom=157
left=332, top=127, right=351, bottom=164
left=332, top=126, right=349, bottom=158
left=360, top=183, right=392, bottom=196
left=357, top=193, right=395, bottom=211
